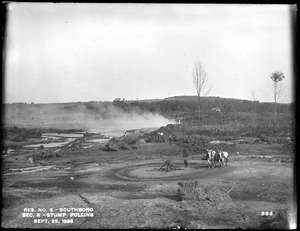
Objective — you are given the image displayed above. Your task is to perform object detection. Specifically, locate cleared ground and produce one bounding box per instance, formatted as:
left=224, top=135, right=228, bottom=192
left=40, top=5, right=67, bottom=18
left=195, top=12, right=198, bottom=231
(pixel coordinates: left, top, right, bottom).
left=1, top=133, right=295, bottom=229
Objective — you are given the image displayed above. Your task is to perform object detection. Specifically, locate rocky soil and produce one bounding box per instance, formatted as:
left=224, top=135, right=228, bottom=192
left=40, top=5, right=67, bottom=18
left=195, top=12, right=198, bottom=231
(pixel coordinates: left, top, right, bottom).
left=1, top=126, right=295, bottom=229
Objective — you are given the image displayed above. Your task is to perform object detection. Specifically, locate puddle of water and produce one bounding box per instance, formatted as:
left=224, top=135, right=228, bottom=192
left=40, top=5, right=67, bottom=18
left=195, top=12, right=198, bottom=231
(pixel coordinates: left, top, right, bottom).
left=89, top=127, right=159, bottom=138
left=86, top=138, right=109, bottom=143
left=7, top=148, right=15, bottom=153
left=41, top=136, right=61, bottom=140
left=23, top=138, right=75, bottom=148
left=2, top=148, right=16, bottom=155
left=82, top=145, right=93, bottom=149
left=4, top=165, right=57, bottom=175
left=42, top=133, right=84, bottom=138
left=89, top=129, right=123, bottom=137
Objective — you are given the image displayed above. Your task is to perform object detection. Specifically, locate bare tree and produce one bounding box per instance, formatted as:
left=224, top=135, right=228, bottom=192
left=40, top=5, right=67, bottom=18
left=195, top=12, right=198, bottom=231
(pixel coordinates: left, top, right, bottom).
left=270, top=71, right=285, bottom=122
left=249, top=89, right=259, bottom=112
left=249, top=89, right=258, bottom=102
left=248, top=89, right=260, bottom=128
left=192, top=60, right=210, bottom=132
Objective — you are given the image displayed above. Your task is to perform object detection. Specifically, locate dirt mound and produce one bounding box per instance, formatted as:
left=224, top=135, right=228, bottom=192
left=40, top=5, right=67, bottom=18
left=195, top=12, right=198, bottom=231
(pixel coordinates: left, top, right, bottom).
left=33, top=149, right=61, bottom=161
left=174, top=134, right=209, bottom=156
left=257, top=134, right=270, bottom=143
left=124, top=132, right=143, bottom=144
left=102, top=135, right=146, bottom=151
left=148, top=125, right=209, bottom=153
left=177, top=181, right=235, bottom=211
left=37, top=145, right=45, bottom=150
left=146, top=124, right=181, bottom=142
left=102, top=138, right=130, bottom=151
left=136, top=139, right=146, bottom=144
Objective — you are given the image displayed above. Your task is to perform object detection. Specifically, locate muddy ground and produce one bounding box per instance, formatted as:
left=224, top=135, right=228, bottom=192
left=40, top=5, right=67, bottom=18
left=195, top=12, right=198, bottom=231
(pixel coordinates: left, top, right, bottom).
left=1, top=131, right=295, bottom=229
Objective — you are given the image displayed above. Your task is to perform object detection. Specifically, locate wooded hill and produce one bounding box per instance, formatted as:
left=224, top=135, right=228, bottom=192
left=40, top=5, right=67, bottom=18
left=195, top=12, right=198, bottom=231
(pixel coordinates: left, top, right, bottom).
left=114, top=96, right=292, bottom=115
left=4, top=96, right=293, bottom=120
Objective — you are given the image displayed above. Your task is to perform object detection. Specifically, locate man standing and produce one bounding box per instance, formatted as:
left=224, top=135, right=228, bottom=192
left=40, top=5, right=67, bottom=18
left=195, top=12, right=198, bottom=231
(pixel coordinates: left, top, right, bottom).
left=182, top=149, right=189, bottom=168
left=168, top=135, right=172, bottom=145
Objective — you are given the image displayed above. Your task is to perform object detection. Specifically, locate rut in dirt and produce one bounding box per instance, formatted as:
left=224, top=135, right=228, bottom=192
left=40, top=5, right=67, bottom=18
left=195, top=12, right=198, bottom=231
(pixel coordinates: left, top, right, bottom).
left=11, top=175, right=145, bottom=194
left=105, top=162, right=235, bottom=182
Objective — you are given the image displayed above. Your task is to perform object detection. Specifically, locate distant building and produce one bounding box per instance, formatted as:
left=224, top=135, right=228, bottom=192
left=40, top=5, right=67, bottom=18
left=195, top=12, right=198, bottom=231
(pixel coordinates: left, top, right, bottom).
left=212, top=107, right=221, bottom=112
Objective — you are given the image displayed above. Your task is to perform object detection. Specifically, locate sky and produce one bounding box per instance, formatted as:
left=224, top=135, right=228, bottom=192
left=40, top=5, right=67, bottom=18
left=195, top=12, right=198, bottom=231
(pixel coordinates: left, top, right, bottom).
left=4, top=3, right=295, bottom=104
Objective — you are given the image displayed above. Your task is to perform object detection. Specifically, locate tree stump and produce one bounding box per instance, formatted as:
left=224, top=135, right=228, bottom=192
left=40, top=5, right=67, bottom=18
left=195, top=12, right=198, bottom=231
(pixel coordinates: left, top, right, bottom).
left=159, top=159, right=178, bottom=172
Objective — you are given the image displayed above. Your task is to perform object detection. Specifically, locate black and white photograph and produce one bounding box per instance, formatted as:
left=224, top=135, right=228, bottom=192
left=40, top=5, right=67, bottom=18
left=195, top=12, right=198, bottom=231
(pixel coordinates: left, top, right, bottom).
left=2, top=3, right=296, bottom=229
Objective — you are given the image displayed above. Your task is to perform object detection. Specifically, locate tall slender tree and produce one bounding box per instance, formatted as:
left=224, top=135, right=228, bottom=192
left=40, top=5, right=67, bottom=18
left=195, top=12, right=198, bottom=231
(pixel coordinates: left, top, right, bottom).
left=270, top=71, right=285, bottom=122
left=192, top=60, right=209, bottom=132
left=249, top=89, right=260, bottom=128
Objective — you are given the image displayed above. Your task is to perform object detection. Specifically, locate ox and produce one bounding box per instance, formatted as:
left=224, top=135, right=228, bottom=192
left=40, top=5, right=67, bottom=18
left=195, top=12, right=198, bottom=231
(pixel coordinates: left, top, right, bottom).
left=218, top=150, right=229, bottom=166
left=206, top=149, right=223, bottom=169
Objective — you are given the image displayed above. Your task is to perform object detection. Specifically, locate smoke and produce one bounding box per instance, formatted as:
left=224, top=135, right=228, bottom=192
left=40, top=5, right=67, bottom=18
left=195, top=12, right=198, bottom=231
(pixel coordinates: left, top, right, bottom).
left=4, top=102, right=175, bottom=131
left=89, top=111, right=174, bottom=130
left=65, top=104, right=175, bottom=131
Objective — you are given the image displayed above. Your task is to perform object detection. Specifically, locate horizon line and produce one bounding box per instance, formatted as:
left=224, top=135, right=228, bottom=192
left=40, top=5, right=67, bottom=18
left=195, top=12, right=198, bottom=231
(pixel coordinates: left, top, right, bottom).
left=3, top=95, right=294, bottom=105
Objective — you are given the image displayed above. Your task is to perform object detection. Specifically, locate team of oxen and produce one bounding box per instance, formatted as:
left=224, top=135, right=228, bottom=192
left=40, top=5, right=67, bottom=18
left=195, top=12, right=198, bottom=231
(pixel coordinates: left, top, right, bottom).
left=206, top=149, right=229, bottom=169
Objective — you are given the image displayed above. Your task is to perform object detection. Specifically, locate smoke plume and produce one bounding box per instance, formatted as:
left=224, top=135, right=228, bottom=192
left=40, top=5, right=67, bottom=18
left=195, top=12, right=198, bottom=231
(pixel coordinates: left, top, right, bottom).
left=4, top=102, right=175, bottom=132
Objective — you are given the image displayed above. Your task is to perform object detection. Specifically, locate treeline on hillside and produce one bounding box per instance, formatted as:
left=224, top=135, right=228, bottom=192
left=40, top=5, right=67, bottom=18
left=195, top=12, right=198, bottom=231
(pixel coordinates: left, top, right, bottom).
left=113, top=97, right=292, bottom=115
left=4, top=97, right=292, bottom=120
